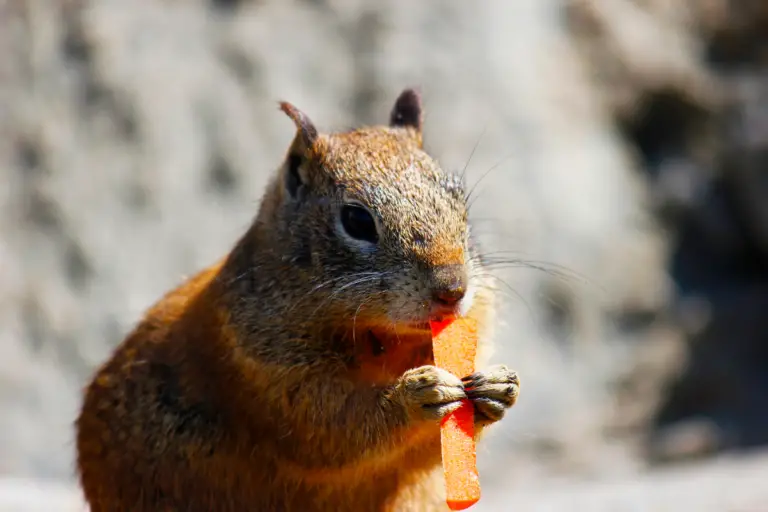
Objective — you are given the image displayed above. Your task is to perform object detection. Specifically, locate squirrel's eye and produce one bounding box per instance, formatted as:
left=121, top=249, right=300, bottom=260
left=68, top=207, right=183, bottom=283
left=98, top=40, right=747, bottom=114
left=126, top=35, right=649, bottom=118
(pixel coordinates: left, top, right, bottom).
left=340, top=204, right=379, bottom=244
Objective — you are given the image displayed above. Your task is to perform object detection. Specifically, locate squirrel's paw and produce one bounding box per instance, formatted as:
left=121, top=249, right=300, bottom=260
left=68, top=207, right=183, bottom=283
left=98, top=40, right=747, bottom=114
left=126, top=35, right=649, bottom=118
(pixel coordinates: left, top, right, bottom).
left=462, top=365, right=520, bottom=425
left=396, top=365, right=466, bottom=421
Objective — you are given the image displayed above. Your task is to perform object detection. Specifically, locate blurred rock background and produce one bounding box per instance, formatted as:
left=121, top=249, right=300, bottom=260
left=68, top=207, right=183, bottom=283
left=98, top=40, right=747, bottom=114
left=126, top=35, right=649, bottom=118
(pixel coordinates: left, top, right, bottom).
left=1, top=0, right=767, bottom=509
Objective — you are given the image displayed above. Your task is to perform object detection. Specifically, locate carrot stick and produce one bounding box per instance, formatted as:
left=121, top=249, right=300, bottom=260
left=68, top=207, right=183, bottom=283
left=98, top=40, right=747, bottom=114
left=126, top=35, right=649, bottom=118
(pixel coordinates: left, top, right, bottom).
left=430, top=317, right=480, bottom=511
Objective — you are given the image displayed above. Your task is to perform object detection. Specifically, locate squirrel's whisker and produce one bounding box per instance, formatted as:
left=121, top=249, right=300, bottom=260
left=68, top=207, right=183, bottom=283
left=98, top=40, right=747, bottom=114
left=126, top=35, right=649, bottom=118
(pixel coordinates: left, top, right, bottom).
left=459, top=124, right=488, bottom=183
left=285, top=272, right=387, bottom=317
left=306, top=274, right=388, bottom=324
left=465, top=150, right=517, bottom=209
left=470, top=271, right=537, bottom=325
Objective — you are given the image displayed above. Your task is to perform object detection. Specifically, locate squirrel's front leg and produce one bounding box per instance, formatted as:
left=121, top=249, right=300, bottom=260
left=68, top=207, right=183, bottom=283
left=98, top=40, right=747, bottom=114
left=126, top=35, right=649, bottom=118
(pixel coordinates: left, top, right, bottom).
left=461, top=365, right=520, bottom=427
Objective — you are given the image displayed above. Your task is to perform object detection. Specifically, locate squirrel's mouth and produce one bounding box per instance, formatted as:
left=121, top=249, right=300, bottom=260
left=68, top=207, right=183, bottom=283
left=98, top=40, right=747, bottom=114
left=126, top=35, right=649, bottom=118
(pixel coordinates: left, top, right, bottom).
left=395, top=321, right=431, bottom=332
left=359, top=315, right=457, bottom=341
left=362, top=321, right=432, bottom=347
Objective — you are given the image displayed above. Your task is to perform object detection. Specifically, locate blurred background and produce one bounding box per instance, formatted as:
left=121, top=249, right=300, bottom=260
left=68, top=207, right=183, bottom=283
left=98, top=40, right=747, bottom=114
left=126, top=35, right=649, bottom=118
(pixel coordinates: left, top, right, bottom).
left=1, top=0, right=768, bottom=510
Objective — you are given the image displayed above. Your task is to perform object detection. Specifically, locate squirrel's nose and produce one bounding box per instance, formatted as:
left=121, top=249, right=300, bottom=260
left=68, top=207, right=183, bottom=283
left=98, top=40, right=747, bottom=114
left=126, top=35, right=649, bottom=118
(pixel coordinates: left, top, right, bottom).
left=430, top=265, right=467, bottom=309
left=433, top=286, right=465, bottom=306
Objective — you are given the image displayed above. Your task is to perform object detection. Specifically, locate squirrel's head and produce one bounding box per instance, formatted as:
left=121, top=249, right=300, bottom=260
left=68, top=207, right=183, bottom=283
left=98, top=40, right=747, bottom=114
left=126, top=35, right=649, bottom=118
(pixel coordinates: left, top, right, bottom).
left=268, top=89, right=479, bottom=335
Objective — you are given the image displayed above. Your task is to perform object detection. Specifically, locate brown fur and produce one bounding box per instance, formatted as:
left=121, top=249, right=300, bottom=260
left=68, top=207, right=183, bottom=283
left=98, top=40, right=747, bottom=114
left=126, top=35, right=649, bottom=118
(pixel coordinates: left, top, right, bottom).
left=75, top=89, right=519, bottom=511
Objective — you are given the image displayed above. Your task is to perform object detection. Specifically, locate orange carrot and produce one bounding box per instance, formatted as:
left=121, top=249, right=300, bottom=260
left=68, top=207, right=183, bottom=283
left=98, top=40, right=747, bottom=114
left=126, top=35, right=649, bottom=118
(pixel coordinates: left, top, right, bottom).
left=430, top=317, right=480, bottom=511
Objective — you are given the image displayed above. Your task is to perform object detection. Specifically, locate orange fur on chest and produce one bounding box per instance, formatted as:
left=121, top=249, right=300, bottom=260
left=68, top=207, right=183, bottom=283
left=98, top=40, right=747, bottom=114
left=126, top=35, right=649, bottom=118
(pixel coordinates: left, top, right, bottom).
left=347, top=326, right=434, bottom=385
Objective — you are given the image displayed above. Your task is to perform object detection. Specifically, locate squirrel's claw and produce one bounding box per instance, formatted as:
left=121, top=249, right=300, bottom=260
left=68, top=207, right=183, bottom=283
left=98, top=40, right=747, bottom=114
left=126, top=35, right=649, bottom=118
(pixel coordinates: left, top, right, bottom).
left=463, top=365, right=520, bottom=424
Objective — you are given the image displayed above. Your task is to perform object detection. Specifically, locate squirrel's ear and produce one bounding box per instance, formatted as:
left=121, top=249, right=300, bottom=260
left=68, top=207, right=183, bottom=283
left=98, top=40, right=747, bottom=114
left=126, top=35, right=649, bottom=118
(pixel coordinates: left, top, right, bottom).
left=280, top=101, right=318, bottom=149
left=279, top=101, right=319, bottom=199
left=389, top=88, right=423, bottom=145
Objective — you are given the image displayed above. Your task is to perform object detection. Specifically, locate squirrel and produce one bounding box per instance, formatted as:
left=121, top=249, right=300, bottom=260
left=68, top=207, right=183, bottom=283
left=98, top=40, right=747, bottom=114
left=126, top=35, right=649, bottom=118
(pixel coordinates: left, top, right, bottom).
left=75, top=88, right=520, bottom=512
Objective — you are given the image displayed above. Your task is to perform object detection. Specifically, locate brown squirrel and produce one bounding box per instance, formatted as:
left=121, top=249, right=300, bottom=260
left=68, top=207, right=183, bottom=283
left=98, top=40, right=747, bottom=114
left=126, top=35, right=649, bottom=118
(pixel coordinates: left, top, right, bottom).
left=75, top=88, right=520, bottom=512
